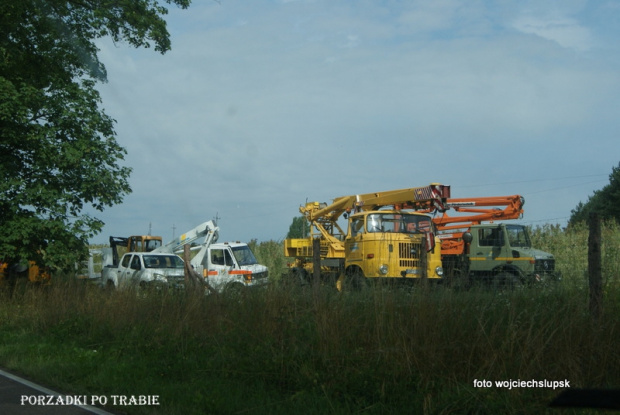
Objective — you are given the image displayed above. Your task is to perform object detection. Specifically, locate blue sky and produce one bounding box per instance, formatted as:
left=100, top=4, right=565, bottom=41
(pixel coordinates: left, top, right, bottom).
left=90, top=0, right=619, bottom=244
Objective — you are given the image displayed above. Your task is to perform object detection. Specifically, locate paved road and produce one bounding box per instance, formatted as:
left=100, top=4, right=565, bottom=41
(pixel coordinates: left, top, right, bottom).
left=0, top=369, right=114, bottom=415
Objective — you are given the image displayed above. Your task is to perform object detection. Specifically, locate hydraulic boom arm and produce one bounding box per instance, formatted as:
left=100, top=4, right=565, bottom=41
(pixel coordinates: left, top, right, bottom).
left=303, top=183, right=450, bottom=224
left=153, top=220, right=219, bottom=254
left=424, top=195, right=525, bottom=256
left=290, top=184, right=450, bottom=259
left=431, top=195, right=524, bottom=232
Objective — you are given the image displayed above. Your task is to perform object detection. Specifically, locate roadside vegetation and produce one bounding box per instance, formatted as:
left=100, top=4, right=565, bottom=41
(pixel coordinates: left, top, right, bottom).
left=3, top=4, right=618, bottom=412
left=0, top=223, right=619, bottom=415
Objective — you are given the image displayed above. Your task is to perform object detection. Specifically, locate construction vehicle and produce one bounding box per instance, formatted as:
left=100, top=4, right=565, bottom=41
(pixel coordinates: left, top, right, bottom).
left=0, top=260, right=51, bottom=285
left=284, top=184, right=450, bottom=289
left=102, top=221, right=268, bottom=292
left=108, top=235, right=163, bottom=268
left=427, top=195, right=561, bottom=286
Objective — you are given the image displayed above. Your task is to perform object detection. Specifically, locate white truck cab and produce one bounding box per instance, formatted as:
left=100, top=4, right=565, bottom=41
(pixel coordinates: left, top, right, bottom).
left=192, top=241, right=269, bottom=292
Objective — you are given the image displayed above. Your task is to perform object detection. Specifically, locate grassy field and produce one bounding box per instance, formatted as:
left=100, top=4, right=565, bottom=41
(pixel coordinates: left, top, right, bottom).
left=0, top=223, right=619, bottom=414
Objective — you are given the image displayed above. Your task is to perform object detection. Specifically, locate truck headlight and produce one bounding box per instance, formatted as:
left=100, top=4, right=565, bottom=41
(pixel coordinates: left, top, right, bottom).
left=435, top=266, right=444, bottom=277
left=153, top=273, right=168, bottom=283
left=379, top=265, right=388, bottom=275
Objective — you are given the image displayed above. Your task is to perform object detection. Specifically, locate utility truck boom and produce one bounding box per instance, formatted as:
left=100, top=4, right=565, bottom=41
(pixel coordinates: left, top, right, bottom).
left=152, top=221, right=218, bottom=254
left=425, top=195, right=561, bottom=286
left=284, top=184, right=449, bottom=289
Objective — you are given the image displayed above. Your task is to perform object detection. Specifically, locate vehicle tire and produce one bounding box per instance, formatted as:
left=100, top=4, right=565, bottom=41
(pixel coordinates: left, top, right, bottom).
left=343, top=267, right=367, bottom=291
left=105, top=279, right=116, bottom=292
left=494, top=272, right=522, bottom=290
left=286, top=267, right=310, bottom=287
left=223, top=282, right=245, bottom=300
left=447, top=268, right=471, bottom=290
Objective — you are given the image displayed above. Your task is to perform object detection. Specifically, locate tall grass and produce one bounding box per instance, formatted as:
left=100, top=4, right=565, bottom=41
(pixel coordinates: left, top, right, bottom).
left=0, top=224, right=619, bottom=414
left=250, top=239, right=288, bottom=280
left=530, top=221, right=620, bottom=287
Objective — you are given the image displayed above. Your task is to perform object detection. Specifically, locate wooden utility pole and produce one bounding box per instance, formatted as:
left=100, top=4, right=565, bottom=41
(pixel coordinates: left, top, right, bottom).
left=588, top=213, right=602, bottom=320
left=312, top=237, right=321, bottom=289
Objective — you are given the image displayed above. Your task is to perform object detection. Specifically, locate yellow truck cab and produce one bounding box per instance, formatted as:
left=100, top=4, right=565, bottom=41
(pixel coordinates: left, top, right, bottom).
left=342, top=210, right=444, bottom=288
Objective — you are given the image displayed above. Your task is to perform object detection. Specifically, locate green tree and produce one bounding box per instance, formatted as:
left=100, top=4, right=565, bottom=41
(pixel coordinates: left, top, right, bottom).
left=287, top=216, right=309, bottom=239
left=569, top=162, right=620, bottom=226
left=0, top=0, right=190, bottom=272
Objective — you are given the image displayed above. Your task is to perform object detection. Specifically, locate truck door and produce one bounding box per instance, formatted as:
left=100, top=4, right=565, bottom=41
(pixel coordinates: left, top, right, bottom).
left=119, top=254, right=141, bottom=286
left=116, top=254, right=132, bottom=287
left=472, top=226, right=505, bottom=273
left=207, top=248, right=234, bottom=290
left=345, top=216, right=365, bottom=270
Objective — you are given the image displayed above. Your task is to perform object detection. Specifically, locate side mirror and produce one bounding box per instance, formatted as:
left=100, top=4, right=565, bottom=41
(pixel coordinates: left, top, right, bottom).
left=462, top=232, right=473, bottom=244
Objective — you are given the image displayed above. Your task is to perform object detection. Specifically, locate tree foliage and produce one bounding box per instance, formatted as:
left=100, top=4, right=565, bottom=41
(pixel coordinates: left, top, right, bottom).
left=569, top=162, right=620, bottom=226
left=287, top=216, right=310, bottom=239
left=0, top=0, right=190, bottom=271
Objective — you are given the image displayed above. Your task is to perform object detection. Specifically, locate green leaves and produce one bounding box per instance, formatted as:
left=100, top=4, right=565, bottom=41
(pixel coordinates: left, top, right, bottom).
left=570, top=162, right=620, bottom=226
left=287, top=216, right=310, bottom=239
left=0, top=0, right=189, bottom=269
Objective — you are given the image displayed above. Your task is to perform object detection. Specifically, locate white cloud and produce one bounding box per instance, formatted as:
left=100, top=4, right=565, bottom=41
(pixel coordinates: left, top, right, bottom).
left=89, top=0, right=620, bottom=244
left=397, top=0, right=460, bottom=34
left=513, top=15, right=593, bottom=51
left=508, top=0, right=595, bottom=51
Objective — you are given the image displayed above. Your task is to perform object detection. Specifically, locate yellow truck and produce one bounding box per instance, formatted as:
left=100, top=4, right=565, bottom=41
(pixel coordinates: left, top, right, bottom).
left=284, top=184, right=450, bottom=289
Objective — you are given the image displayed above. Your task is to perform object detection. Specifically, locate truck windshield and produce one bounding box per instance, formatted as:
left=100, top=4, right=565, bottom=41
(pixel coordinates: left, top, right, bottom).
left=231, top=246, right=258, bottom=266
left=366, top=213, right=433, bottom=234
left=506, top=225, right=531, bottom=248
left=145, top=239, right=162, bottom=251
left=143, top=255, right=184, bottom=269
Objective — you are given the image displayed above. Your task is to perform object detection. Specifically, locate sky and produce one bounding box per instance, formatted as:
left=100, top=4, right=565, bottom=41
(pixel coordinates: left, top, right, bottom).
left=90, top=0, right=620, bottom=245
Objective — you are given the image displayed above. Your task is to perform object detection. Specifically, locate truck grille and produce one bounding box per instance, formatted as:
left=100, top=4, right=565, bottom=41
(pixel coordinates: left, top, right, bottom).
left=399, top=242, right=422, bottom=268
left=535, top=259, right=555, bottom=273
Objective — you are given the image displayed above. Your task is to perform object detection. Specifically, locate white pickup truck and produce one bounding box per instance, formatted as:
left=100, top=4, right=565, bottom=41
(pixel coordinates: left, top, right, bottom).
left=102, top=252, right=185, bottom=290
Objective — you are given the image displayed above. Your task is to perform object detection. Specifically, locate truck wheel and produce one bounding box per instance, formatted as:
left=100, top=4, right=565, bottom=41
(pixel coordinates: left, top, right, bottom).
left=105, top=279, right=116, bottom=291
left=139, top=281, right=158, bottom=296
left=447, top=269, right=471, bottom=290
left=343, top=268, right=367, bottom=291
left=494, top=272, right=522, bottom=290
left=286, top=267, right=310, bottom=287
left=223, top=282, right=245, bottom=300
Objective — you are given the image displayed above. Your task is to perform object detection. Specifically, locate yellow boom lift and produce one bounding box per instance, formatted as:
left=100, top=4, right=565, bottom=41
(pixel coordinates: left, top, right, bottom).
left=284, top=183, right=450, bottom=289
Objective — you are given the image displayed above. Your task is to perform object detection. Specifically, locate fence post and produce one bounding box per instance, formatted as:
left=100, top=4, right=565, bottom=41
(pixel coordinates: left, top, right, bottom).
left=184, top=244, right=217, bottom=295
left=588, top=212, right=602, bottom=320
